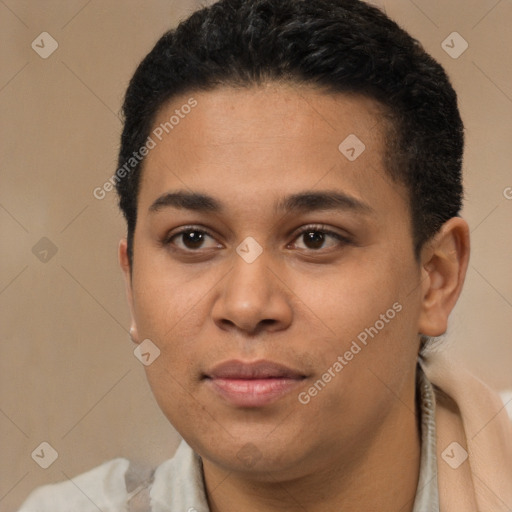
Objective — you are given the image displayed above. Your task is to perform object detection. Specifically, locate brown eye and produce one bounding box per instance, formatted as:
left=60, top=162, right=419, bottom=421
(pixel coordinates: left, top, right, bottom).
left=164, top=227, right=221, bottom=252
left=291, top=225, right=352, bottom=251
left=179, top=230, right=208, bottom=249
left=301, top=231, right=327, bottom=250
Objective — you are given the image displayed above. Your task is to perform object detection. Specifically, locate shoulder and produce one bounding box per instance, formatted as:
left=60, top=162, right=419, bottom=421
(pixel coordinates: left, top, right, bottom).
left=17, top=441, right=205, bottom=512
left=17, top=458, right=131, bottom=511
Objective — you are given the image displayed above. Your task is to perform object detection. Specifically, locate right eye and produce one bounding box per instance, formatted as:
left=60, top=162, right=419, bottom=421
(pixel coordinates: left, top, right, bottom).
left=162, top=226, right=223, bottom=252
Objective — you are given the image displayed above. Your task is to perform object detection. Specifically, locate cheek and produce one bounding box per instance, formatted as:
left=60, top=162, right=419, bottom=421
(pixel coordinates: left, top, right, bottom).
left=143, top=360, right=212, bottom=441
left=291, top=253, right=419, bottom=379
left=131, top=252, right=209, bottom=337
left=293, top=256, right=402, bottom=334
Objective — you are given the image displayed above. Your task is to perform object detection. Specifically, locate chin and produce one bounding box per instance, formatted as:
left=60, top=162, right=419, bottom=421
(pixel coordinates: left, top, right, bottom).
left=189, top=429, right=312, bottom=478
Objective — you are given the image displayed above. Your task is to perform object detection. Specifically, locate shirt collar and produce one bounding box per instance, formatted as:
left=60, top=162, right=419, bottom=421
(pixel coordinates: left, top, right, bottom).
left=412, top=363, right=439, bottom=512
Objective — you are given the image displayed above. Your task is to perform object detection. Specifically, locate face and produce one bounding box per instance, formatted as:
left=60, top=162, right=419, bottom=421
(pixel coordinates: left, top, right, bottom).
left=121, top=83, right=427, bottom=479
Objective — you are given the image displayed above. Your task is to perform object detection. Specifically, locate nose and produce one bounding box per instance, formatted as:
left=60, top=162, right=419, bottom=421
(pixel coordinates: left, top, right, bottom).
left=211, top=249, right=293, bottom=336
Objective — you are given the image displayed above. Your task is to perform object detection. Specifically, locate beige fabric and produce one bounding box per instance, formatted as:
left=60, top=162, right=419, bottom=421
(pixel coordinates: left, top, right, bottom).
left=421, top=350, right=512, bottom=511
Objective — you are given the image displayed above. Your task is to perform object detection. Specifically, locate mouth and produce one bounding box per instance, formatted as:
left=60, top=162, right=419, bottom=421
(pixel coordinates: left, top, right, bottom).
left=203, top=359, right=307, bottom=408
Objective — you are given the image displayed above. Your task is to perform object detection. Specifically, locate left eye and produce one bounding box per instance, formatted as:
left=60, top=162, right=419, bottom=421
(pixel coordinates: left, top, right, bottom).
left=290, top=226, right=350, bottom=251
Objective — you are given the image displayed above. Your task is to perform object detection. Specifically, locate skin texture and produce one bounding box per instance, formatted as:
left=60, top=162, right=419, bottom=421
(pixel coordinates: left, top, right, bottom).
left=119, top=83, right=470, bottom=512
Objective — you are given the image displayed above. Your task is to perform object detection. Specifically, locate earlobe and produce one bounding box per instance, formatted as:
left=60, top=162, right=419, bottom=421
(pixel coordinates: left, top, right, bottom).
left=119, top=238, right=140, bottom=344
left=129, top=326, right=139, bottom=344
left=417, top=217, right=470, bottom=337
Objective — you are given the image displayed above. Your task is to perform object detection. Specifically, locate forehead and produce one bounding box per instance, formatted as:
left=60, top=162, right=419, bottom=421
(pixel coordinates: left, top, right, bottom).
left=137, top=83, right=408, bottom=221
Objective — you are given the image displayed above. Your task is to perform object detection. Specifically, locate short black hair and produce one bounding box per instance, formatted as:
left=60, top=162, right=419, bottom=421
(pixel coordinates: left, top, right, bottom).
left=116, top=0, right=464, bottom=271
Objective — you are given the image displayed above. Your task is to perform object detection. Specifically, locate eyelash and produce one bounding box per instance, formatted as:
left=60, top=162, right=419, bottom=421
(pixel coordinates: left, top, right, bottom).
left=162, top=224, right=352, bottom=254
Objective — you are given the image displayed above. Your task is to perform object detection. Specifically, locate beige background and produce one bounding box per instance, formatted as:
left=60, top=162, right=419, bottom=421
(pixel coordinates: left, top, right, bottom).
left=1, top=0, right=511, bottom=509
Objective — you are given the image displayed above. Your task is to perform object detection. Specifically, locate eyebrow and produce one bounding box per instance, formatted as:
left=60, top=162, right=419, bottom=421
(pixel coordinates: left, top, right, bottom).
left=148, top=189, right=374, bottom=216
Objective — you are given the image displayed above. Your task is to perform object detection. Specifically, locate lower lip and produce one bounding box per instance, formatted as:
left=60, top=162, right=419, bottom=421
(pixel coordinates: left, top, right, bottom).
left=206, top=377, right=304, bottom=407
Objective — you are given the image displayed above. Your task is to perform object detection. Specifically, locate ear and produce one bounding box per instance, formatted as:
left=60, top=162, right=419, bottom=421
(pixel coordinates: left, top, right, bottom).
left=119, top=238, right=140, bottom=344
left=417, top=217, right=470, bottom=337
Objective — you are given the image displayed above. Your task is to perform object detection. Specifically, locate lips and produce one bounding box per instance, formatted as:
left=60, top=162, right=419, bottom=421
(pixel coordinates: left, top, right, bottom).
left=203, top=360, right=307, bottom=407
left=205, top=360, right=306, bottom=380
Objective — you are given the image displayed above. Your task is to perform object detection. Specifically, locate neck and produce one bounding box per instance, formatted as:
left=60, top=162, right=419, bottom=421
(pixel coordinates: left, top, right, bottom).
left=202, top=396, right=421, bottom=512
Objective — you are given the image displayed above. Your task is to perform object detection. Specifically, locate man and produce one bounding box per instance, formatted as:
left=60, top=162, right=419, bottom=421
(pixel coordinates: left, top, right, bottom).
left=19, top=0, right=512, bottom=510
